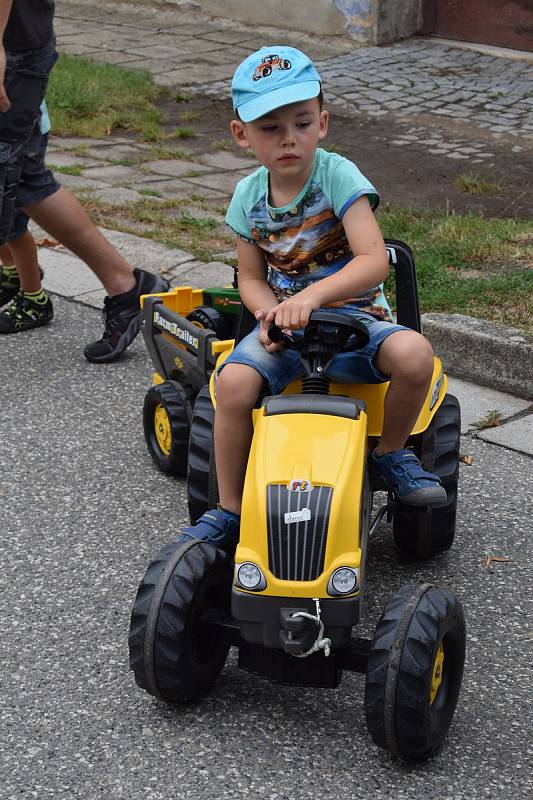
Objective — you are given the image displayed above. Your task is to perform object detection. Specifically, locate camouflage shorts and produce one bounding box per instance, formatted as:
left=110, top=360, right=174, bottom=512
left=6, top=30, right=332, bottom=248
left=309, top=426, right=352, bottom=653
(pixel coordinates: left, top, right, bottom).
left=0, top=38, right=59, bottom=243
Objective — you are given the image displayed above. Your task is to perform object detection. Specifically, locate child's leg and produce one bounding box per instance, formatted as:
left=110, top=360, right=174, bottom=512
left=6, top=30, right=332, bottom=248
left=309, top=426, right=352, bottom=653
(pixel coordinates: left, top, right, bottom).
left=175, top=363, right=264, bottom=551
left=371, top=329, right=446, bottom=506
left=214, top=363, right=265, bottom=515
left=0, top=242, right=14, bottom=266
left=0, top=227, right=53, bottom=334
left=6, top=230, right=41, bottom=292
left=373, top=329, right=434, bottom=455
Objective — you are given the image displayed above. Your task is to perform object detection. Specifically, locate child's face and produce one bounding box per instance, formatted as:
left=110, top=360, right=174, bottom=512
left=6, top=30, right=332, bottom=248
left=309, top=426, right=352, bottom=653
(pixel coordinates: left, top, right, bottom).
left=230, top=98, right=328, bottom=183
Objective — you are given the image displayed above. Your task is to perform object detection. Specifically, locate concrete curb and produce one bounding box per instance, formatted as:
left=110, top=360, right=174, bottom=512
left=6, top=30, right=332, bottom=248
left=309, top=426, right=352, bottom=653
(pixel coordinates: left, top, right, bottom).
left=422, top=313, right=533, bottom=401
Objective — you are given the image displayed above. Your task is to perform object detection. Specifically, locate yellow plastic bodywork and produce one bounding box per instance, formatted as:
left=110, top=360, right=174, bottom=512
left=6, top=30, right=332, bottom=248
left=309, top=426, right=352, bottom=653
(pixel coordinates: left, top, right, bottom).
left=236, top=405, right=368, bottom=600
left=210, top=343, right=447, bottom=438
left=140, top=286, right=204, bottom=314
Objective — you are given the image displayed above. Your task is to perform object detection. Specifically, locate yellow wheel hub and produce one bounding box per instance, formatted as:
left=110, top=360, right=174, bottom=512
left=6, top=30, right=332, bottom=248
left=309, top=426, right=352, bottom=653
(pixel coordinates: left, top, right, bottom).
left=430, top=641, right=445, bottom=705
left=154, top=404, right=172, bottom=456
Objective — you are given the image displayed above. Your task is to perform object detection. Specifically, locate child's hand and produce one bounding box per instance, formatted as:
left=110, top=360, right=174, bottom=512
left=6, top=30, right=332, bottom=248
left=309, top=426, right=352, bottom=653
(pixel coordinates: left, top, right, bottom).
left=255, top=308, right=286, bottom=352
left=264, top=296, right=318, bottom=331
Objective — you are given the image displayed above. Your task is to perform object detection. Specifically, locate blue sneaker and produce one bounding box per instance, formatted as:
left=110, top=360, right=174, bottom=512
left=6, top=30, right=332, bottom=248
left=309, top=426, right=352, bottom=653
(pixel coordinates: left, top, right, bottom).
left=176, top=508, right=240, bottom=552
left=372, top=449, right=447, bottom=507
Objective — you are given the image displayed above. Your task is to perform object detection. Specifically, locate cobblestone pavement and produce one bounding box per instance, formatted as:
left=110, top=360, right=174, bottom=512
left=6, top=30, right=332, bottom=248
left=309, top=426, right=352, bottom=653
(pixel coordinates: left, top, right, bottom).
left=56, top=0, right=533, bottom=169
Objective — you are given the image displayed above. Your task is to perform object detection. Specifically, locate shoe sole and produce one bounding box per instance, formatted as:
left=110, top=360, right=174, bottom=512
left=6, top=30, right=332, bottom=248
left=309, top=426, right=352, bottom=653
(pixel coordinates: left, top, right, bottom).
left=395, top=486, right=448, bottom=508
left=0, top=313, right=53, bottom=334
left=84, top=275, right=170, bottom=363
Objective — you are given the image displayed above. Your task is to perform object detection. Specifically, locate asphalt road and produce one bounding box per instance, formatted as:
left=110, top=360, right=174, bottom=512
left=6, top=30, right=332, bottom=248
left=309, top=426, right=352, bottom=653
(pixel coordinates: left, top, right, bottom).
left=1, top=298, right=531, bottom=800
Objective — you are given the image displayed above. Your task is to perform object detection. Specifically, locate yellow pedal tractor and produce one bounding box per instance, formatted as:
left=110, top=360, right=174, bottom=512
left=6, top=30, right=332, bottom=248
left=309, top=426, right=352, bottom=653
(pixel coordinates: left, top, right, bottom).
left=129, top=240, right=466, bottom=761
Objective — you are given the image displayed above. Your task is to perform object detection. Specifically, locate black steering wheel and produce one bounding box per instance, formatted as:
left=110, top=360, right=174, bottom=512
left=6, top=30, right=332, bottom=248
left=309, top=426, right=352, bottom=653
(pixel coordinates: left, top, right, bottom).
left=268, top=309, right=370, bottom=354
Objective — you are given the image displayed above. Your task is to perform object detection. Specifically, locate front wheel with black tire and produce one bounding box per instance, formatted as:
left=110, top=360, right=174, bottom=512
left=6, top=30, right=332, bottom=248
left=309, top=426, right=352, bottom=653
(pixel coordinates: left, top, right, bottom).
left=143, top=381, right=192, bottom=476
left=393, top=393, right=461, bottom=558
left=364, top=582, right=466, bottom=761
left=128, top=539, right=232, bottom=703
left=187, top=385, right=219, bottom=523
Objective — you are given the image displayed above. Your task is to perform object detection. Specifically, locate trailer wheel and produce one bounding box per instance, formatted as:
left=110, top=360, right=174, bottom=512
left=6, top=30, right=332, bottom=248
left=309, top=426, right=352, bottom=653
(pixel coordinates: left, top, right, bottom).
left=143, top=381, right=192, bottom=476
left=187, top=306, right=233, bottom=340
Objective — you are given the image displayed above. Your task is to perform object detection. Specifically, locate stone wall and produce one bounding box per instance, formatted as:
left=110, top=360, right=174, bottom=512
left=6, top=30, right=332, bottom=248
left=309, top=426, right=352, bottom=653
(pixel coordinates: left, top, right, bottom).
left=196, top=0, right=422, bottom=44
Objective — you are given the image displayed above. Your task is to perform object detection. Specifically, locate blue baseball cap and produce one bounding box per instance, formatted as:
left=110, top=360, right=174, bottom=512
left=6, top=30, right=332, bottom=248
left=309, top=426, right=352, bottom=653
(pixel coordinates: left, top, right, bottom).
left=232, top=46, right=321, bottom=123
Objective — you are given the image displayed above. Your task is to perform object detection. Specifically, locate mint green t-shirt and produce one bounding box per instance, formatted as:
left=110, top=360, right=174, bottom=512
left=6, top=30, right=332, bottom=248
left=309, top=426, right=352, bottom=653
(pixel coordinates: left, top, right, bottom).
left=226, top=148, right=392, bottom=321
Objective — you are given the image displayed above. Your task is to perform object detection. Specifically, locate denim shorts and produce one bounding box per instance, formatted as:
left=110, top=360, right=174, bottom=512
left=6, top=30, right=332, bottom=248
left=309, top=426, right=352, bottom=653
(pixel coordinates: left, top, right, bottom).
left=0, top=39, right=59, bottom=243
left=220, top=309, right=407, bottom=395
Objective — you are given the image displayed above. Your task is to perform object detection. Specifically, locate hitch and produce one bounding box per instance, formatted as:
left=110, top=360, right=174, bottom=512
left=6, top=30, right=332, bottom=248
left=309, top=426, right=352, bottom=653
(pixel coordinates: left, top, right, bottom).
left=279, top=607, right=319, bottom=655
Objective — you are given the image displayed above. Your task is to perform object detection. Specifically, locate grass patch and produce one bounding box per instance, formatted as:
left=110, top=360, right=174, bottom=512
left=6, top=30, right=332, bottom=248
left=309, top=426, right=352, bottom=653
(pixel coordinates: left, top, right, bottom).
left=455, top=173, right=503, bottom=195
left=173, top=90, right=193, bottom=103
left=49, top=163, right=84, bottom=176
left=171, top=126, right=198, bottom=139
left=213, top=138, right=232, bottom=151
left=180, top=110, right=201, bottom=122
left=138, top=188, right=162, bottom=197
left=145, top=145, right=195, bottom=161
left=470, top=409, right=503, bottom=430
left=47, top=53, right=163, bottom=140
left=79, top=195, right=231, bottom=262
left=378, top=204, right=533, bottom=330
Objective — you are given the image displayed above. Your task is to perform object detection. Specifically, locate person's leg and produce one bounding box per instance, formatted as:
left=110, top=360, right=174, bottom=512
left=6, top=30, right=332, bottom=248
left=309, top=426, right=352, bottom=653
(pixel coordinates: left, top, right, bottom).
left=373, top=329, right=435, bottom=455
left=176, top=329, right=303, bottom=550
left=175, top=364, right=263, bottom=552
left=371, top=329, right=446, bottom=506
left=0, top=227, right=53, bottom=333
left=6, top=229, right=41, bottom=292
left=0, top=242, right=19, bottom=306
left=214, top=363, right=265, bottom=514
left=24, top=186, right=135, bottom=296
left=22, top=185, right=170, bottom=361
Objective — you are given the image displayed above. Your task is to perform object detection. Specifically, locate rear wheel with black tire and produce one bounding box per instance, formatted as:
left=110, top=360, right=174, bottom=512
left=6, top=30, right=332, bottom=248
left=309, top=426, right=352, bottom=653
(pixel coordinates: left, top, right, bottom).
left=364, top=582, right=466, bottom=761
left=143, top=381, right=192, bottom=476
left=187, top=385, right=219, bottom=523
left=393, top=393, right=461, bottom=558
left=128, top=539, right=232, bottom=702
left=186, top=305, right=234, bottom=340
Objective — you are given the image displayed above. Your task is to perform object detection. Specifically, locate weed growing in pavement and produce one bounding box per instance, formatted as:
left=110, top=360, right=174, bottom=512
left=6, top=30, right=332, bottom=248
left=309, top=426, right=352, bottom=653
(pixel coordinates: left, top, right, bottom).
left=177, top=212, right=218, bottom=230
left=173, top=91, right=193, bottom=103
left=213, top=138, right=232, bottom=151
left=145, top=145, right=196, bottom=161
left=110, top=158, right=138, bottom=167
left=49, top=163, right=84, bottom=176
left=470, top=410, right=503, bottom=430
left=180, top=110, right=201, bottom=122
left=138, top=188, right=162, bottom=197
left=171, top=126, right=198, bottom=139
left=63, top=144, right=90, bottom=157
left=455, top=173, right=503, bottom=196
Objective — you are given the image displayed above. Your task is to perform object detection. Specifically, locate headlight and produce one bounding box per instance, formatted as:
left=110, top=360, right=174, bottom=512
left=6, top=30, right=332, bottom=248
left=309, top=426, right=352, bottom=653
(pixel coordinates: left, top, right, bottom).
left=328, top=567, right=358, bottom=596
left=236, top=562, right=266, bottom=591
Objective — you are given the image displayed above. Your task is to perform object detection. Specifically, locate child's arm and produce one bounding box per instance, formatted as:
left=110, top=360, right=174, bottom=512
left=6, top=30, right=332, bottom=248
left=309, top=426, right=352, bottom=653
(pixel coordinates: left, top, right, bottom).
left=266, top=196, right=389, bottom=330
left=235, top=237, right=286, bottom=352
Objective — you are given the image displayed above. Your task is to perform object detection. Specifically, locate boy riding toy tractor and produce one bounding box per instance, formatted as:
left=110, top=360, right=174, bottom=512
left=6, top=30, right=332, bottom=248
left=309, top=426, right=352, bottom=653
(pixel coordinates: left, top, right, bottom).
left=128, top=239, right=466, bottom=762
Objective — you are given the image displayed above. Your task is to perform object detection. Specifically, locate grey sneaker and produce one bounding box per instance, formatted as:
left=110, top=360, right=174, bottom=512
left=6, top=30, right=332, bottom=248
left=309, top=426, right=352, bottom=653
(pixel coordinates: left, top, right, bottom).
left=84, top=269, right=170, bottom=363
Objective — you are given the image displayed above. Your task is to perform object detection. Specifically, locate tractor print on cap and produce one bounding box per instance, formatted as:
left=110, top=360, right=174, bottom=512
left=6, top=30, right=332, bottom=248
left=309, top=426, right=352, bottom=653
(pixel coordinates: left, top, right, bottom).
left=253, top=54, right=292, bottom=81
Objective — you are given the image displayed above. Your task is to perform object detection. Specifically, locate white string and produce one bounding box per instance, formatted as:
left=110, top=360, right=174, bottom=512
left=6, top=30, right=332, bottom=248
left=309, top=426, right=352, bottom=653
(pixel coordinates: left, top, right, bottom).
left=289, top=611, right=331, bottom=658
